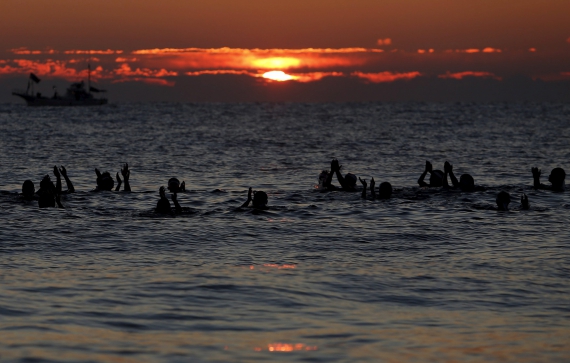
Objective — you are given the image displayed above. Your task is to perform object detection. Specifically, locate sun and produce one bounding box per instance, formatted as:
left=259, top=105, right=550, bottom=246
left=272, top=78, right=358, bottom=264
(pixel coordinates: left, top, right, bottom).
left=262, top=71, right=297, bottom=81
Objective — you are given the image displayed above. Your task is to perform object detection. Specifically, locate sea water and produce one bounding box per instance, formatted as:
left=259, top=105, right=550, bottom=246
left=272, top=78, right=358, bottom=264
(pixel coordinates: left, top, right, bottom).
left=0, top=102, right=569, bottom=362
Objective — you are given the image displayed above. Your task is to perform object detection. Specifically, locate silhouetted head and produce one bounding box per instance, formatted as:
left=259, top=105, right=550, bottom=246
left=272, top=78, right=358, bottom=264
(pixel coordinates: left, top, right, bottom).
left=156, top=187, right=171, bottom=214
left=344, top=173, right=357, bottom=188
left=39, top=175, right=55, bottom=192
left=318, top=170, right=329, bottom=188
left=252, top=191, right=268, bottom=208
left=548, top=167, right=565, bottom=191
left=168, top=178, right=181, bottom=192
left=22, top=180, right=35, bottom=196
left=38, top=176, right=56, bottom=208
left=97, top=171, right=114, bottom=191
left=430, top=170, right=444, bottom=187
left=459, top=174, right=475, bottom=192
left=378, top=182, right=393, bottom=199
left=496, top=191, right=511, bottom=211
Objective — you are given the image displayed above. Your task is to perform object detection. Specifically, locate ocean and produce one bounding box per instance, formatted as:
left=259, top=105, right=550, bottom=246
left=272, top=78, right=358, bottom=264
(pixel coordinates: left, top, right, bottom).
left=0, top=102, right=569, bottom=362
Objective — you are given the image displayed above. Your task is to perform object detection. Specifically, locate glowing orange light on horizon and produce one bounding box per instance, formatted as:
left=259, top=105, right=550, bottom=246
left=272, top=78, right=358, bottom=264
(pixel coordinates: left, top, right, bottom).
left=252, top=57, right=301, bottom=69
left=262, top=71, right=297, bottom=81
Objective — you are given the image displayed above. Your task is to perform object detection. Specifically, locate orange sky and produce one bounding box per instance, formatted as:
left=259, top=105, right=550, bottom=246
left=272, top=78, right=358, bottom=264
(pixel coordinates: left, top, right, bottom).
left=1, top=0, right=569, bottom=101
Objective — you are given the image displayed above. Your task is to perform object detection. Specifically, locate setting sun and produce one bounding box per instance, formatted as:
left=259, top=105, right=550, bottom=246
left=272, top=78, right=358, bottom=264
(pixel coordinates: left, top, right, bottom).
left=262, top=70, right=296, bottom=81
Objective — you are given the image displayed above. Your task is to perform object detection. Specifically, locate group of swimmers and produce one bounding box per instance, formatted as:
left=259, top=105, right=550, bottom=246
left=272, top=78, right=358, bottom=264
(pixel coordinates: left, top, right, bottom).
left=18, top=159, right=566, bottom=213
left=317, top=159, right=565, bottom=211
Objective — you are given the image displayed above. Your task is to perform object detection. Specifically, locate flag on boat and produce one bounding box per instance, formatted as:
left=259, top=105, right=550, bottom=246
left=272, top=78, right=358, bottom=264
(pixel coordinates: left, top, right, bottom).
left=29, top=73, right=41, bottom=83
left=89, top=86, right=106, bottom=93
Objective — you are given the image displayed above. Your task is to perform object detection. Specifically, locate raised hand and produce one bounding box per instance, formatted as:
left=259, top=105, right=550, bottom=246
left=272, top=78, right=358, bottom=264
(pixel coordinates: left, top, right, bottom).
left=180, top=181, right=186, bottom=191
left=359, top=177, right=367, bottom=188
left=531, top=167, right=541, bottom=178
left=521, top=193, right=529, bottom=210
left=59, top=165, right=68, bottom=177
left=425, top=160, right=433, bottom=173
left=53, top=165, right=61, bottom=178
left=370, top=177, right=376, bottom=191
left=121, top=163, right=130, bottom=181
left=444, top=161, right=453, bottom=173
left=331, top=159, right=339, bottom=172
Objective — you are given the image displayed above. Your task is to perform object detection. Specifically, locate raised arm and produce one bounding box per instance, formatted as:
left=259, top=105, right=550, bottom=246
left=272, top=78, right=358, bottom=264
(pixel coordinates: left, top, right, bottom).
left=359, top=177, right=367, bottom=199
left=418, top=161, right=431, bottom=187
left=115, top=172, right=122, bottom=191
left=121, top=163, right=131, bottom=192
left=240, top=187, right=252, bottom=208
left=531, top=167, right=545, bottom=189
left=445, top=161, right=459, bottom=188
left=370, top=177, right=376, bottom=199
left=521, top=193, right=530, bottom=210
left=53, top=166, right=62, bottom=194
left=55, top=192, right=64, bottom=209
left=59, top=166, right=75, bottom=193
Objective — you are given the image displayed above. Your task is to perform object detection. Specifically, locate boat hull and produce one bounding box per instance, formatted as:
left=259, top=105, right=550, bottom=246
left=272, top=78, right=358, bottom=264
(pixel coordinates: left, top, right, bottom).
left=12, top=93, right=108, bottom=107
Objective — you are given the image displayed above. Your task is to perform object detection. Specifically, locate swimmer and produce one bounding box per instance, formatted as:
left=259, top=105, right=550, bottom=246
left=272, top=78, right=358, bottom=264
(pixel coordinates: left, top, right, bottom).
left=325, top=159, right=358, bottom=191
left=167, top=177, right=185, bottom=193
left=115, top=163, right=132, bottom=192
left=418, top=161, right=444, bottom=187
left=360, top=177, right=392, bottom=200
left=241, top=187, right=268, bottom=209
left=21, top=180, right=36, bottom=200
left=94, top=168, right=114, bottom=191
left=496, top=191, right=529, bottom=211
left=443, top=161, right=483, bottom=192
left=155, top=186, right=182, bottom=214
left=532, top=167, right=565, bottom=192
left=37, top=175, right=64, bottom=208
left=496, top=191, right=511, bottom=211
left=53, top=165, right=75, bottom=194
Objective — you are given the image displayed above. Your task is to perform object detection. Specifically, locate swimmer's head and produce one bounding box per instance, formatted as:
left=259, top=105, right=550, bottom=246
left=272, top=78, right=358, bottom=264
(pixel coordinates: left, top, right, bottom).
left=40, top=175, right=54, bottom=191
left=548, top=167, right=565, bottom=191
left=318, top=170, right=329, bottom=187
left=252, top=191, right=268, bottom=208
left=496, top=191, right=511, bottom=211
left=168, top=178, right=181, bottom=192
left=378, top=182, right=393, bottom=199
left=97, top=171, right=114, bottom=191
left=430, top=170, right=444, bottom=187
left=22, top=180, right=35, bottom=196
left=459, top=174, right=475, bottom=192
left=345, top=173, right=357, bottom=188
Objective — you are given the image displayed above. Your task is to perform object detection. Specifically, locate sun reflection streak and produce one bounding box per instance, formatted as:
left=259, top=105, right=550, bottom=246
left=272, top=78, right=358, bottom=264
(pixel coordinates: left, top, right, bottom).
left=254, top=343, right=318, bottom=352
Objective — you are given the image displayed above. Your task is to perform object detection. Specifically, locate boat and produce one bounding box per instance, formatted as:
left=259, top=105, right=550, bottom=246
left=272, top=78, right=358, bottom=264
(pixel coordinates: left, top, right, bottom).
left=12, top=64, right=108, bottom=106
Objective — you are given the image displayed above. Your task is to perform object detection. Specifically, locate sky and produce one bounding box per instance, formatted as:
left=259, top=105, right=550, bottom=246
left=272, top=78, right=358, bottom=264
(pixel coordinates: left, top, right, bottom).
left=1, top=0, right=569, bottom=102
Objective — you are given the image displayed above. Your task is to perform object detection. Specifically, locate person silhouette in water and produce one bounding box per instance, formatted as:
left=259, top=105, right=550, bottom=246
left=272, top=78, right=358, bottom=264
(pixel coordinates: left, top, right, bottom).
left=443, top=161, right=484, bottom=192
left=323, top=159, right=358, bottom=191
left=167, top=177, right=185, bottom=193
left=496, top=191, right=529, bottom=211
left=418, top=161, right=444, bottom=187
left=532, top=167, right=565, bottom=192
left=359, top=177, right=392, bottom=200
left=95, top=168, right=114, bottom=191
left=241, top=187, right=268, bottom=209
left=155, top=186, right=182, bottom=214
left=37, top=175, right=64, bottom=208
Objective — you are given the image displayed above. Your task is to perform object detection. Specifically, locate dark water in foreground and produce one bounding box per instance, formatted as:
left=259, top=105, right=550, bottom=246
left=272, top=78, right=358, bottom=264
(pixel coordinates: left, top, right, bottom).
left=0, top=102, right=569, bottom=362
